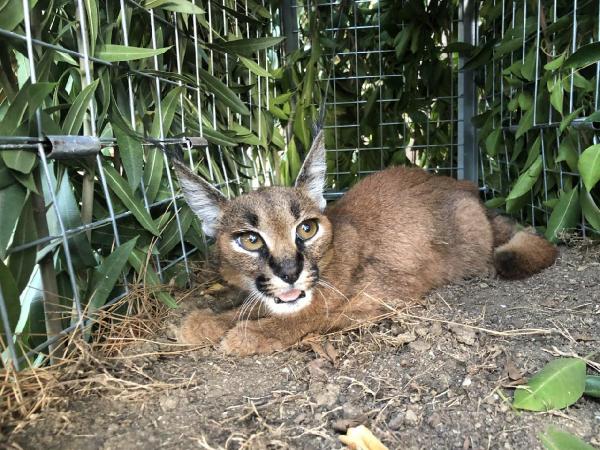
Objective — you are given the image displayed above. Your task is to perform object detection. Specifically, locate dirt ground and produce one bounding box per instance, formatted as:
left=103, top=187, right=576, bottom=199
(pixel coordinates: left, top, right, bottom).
left=4, top=244, right=600, bottom=449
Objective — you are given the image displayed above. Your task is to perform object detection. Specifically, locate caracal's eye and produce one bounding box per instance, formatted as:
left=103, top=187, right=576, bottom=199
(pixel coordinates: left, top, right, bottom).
left=237, top=232, right=264, bottom=251
left=296, top=219, right=319, bottom=240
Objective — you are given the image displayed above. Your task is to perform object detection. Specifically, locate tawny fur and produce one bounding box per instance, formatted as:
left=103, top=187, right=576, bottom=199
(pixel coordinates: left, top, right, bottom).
left=175, top=137, right=558, bottom=356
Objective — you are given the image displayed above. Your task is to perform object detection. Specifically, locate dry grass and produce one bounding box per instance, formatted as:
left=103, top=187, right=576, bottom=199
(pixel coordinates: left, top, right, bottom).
left=0, top=275, right=214, bottom=433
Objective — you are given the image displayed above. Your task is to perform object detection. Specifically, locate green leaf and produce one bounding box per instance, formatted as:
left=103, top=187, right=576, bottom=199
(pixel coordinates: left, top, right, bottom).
left=513, top=358, right=586, bottom=411
left=484, top=129, right=502, bottom=156
left=559, top=107, right=583, bottom=134
left=0, top=0, right=38, bottom=31
left=86, top=237, right=137, bottom=311
left=580, top=189, right=600, bottom=231
left=0, top=260, right=20, bottom=337
left=578, top=144, right=600, bottom=192
left=144, top=86, right=183, bottom=202
left=0, top=184, right=26, bottom=259
left=62, top=79, right=99, bottom=135
left=96, top=44, right=172, bottom=62
left=543, top=53, right=566, bottom=71
left=563, top=42, right=600, bottom=70
left=556, top=137, right=579, bottom=172
left=0, top=82, right=55, bottom=174
left=114, top=124, right=143, bottom=191
left=6, top=197, right=37, bottom=292
left=144, top=0, right=204, bottom=14
left=540, top=427, right=595, bottom=450
left=549, top=78, right=563, bottom=116
left=507, top=156, right=543, bottom=200
left=103, top=164, right=160, bottom=236
left=158, top=207, right=193, bottom=255
left=128, top=248, right=178, bottom=308
left=515, top=108, right=534, bottom=139
left=584, top=376, right=600, bottom=398
left=198, top=68, right=250, bottom=116
left=239, top=56, right=272, bottom=78
left=206, top=37, right=285, bottom=57
left=521, top=46, right=537, bottom=81
left=545, top=189, right=581, bottom=243
left=84, top=0, right=98, bottom=55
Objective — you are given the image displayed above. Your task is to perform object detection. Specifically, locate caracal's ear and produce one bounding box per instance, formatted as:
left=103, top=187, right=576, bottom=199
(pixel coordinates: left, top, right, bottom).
left=172, top=159, right=227, bottom=237
left=295, top=130, right=327, bottom=210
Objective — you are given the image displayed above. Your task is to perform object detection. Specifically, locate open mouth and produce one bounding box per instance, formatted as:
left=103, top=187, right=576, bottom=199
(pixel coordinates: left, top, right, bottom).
left=274, top=289, right=306, bottom=304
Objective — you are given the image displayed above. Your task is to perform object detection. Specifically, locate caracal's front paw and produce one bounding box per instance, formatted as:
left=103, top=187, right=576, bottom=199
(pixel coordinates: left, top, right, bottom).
left=219, top=324, right=285, bottom=356
left=177, top=309, right=230, bottom=345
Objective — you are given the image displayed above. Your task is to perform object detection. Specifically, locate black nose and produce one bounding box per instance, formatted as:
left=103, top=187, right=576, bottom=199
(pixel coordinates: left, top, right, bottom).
left=269, top=254, right=303, bottom=284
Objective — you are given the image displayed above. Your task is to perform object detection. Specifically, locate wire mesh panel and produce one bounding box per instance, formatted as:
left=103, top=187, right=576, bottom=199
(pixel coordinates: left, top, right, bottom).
left=0, top=0, right=281, bottom=368
left=475, top=0, right=600, bottom=239
left=286, top=0, right=472, bottom=197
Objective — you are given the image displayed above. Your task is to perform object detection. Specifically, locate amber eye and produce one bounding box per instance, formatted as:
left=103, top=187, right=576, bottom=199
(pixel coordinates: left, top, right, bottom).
left=296, top=220, right=319, bottom=240
left=237, top=232, right=264, bottom=251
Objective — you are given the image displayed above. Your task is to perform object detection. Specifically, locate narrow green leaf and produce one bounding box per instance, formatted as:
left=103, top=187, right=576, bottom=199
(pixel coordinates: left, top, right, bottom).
left=198, top=68, right=250, bottom=116
left=0, top=260, right=20, bottom=337
left=86, top=237, right=137, bottom=311
left=144, top=0, right=204, bottom=14
left=96, top=44, right=172, bottom=62
left=103, top=164, right=160, bottom=236
left=239, top=56, right=272, bottom=78
left=0, top=0, right=38, bottom=31
left=0, top=82, right=55, bottom=174
left=513, top=358, right=586, bottom=411
left=114, top=124, right=143, bottom=191
left=206, top=37, right=284, bottom=57
left=578, top=144, right=600, bottom=192
left=563, top=42, right=600, bottom=70
left=0, top=184, right=26, bottom=259
left=521, top=46, right=537, bottom=81
left=84, top=0, right=98, bottom=55
left=128, top=248, right=178, bottom=308
left=540, top=427, right=596, bottom=450
left=158, top=207, right=193, bottom=255
left=580, top=189, right=600, bottom=231
left=62, top=79, right=99, bottom=135
left=556, top=138, right=579, bottom=172
left=545, top=189, right=581, bottom=243
left=584, top=376, right=600, bottom=398
left=507, top=156, right=543, bottom=200
left=6, top=197, right=37, bottom=292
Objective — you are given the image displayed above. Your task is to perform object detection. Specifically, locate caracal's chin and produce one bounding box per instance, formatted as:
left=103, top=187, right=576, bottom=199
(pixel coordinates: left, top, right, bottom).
left=260, top=289, right=313, bottom=315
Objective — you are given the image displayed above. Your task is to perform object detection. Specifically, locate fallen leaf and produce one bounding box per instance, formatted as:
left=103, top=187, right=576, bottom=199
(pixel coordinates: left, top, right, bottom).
left=505, top=356, right=524, bottom=381
left=339, top=425, right=389, bottom=450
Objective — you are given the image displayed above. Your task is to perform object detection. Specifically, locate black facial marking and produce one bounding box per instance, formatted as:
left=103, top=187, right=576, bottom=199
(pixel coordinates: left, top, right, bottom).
left=255, top=275, right=272, bottom=295
left=268, top=253, right=304, bottom=284
left=290, top=199, right=301, bottom=220
left=244, top=210, right=259, bottom=228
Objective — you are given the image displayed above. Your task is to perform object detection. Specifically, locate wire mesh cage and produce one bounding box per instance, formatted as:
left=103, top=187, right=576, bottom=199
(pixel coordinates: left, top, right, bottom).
left=1, top=0, right=599, bottom=370
left=0, top=0, right=282, bottom=368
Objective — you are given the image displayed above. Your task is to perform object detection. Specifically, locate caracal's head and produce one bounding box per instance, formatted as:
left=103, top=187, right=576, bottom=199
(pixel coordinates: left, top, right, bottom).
left=173, top=132, right=333, bottom=315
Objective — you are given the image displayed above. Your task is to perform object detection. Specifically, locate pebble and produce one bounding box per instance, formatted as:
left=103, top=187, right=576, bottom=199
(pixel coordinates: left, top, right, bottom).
left=427, top=412, right=442, bottom=428
left=404, top=409, right=419, bottom=425
left=408, top=339, right=431, bottom=352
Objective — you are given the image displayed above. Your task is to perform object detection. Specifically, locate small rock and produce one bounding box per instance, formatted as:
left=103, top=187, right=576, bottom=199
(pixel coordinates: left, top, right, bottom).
left=388, top=413, right=404, bottom=430
left=427, top=413, right=442, bottom=428
left=404, top=409, right=419, bottom=425
left=430, top=321, right=443, bottom=336
left=408, top=339, right=431, bottom=352
left=159, top=396, right=179, bottom=411
left=448, top=324, right=477, bottom=346
left=462, top=376, right=472, bottom=387
left=312, top=382, right=340, bottom=407
left=396, top=332, right=417, bottom=345
left=479, top=282, right=489, bottom=288
left=415, top=326, right=429, bottom=337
